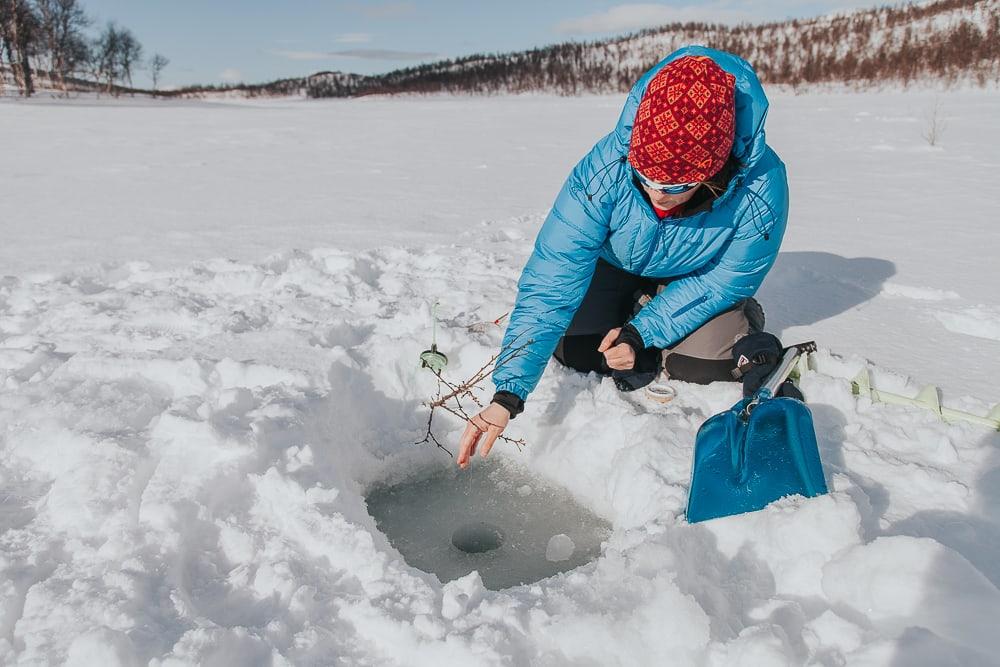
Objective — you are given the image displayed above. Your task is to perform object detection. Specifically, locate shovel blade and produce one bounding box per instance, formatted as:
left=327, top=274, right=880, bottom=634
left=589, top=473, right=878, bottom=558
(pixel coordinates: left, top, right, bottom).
left=686, top=397, right=828, bottom=523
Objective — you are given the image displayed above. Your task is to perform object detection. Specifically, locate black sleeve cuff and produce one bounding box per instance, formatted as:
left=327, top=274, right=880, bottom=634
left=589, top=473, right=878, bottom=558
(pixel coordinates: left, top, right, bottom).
left=491, top=391, right=524, bottom=419
left=616, top=323, right=647, bottom=352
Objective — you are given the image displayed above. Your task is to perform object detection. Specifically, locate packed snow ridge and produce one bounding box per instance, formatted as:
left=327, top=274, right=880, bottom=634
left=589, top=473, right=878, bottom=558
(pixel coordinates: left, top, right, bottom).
left=2, top=215, right=999, bottom=665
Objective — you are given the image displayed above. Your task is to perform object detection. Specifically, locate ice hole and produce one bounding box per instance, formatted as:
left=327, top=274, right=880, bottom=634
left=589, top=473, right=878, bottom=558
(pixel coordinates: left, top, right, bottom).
left=451, top=522, right=504, bottom=553
left=366, top=459, right=611, bottom=590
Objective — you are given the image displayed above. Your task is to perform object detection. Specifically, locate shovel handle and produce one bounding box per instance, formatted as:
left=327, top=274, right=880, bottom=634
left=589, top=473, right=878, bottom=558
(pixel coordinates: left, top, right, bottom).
left=757, top=341, right=816, bottom=398
left=760, top=346, right=807, bottom=398
left=741, top=347, right=803, bottom=421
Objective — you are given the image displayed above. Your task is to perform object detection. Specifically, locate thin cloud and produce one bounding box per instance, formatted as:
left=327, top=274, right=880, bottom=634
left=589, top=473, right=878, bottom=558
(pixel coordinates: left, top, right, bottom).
left=270, top=48, right=437, bottom=62
left=220, top=68, right=243, bottom=82
left=270, top=50, right=332, bottom=60
left=340, top=1, right=415, bottom=20
left=555, top=3, right=754, bottom=34
left=336, top=32, right=373, bottom=44
left=331, top=48, right=437, bottom=60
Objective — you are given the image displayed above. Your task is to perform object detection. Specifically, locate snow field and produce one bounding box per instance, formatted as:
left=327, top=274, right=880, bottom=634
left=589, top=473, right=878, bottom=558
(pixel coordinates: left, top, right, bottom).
left=4, top=89, right=999, bottom=402
left=1, top=212, right=999, bottom=665
left=2, top=86, right=1000, bottom=665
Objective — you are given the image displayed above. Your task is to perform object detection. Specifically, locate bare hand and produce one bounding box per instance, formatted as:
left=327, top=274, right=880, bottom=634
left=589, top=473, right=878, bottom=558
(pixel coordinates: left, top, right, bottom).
left=598, top=327, right=636, bottom=370
left=456, top=402, right=510, bottom=469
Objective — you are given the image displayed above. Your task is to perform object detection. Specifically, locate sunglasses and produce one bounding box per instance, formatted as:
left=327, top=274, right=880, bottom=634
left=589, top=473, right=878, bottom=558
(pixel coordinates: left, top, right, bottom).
left=634, top=168, right=700, bottom=195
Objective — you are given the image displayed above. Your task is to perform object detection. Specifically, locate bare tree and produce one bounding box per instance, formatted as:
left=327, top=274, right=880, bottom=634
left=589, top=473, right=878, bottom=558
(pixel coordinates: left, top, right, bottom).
left=92, top=21, right=119, bottom=93
left=0, top=0, right=39, bottom=96
left=92, top=21, right=142, bottom=95
left=33, top=0, right=89, bottom=94
left=149, top=52, right=167, bottom=92
left=117, top=26, right=140, bottom=89
left=0, top=6, right=5, bottom=95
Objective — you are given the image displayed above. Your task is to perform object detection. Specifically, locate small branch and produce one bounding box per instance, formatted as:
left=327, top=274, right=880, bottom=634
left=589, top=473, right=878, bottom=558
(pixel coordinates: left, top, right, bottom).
left=437, top=403, right=526, bottom=450
left=922, top=97, right=946, bottom=147
left=416, top=335, right=533, bottom=456
left=427, top=331, right=531, bottom=409
left=414, top=377, right=453, bottom=457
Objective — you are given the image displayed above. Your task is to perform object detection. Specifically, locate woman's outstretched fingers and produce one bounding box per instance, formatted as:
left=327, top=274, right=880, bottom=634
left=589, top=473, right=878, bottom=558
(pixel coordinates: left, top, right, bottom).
left=479, top=425, right=502, bottom=458
left=478, top=402, right=511, bottom=458
left=456, top=421, right=482, bottom=468
left=457, top=403, right=511, bottom=468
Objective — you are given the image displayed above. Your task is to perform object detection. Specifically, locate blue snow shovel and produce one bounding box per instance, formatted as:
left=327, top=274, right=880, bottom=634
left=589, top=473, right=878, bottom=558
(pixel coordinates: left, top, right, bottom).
left=686, top=342, right=827, bottom=523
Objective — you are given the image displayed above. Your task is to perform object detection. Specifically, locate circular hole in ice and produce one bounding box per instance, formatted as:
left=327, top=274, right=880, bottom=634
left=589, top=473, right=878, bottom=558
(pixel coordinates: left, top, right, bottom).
left=365, top=460, right=611, bottom=590
left=452, top=522, right=504, bottom=553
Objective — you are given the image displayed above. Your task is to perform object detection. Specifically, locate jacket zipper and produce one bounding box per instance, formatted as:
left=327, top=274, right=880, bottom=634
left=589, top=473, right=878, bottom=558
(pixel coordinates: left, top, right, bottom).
left=670, top=293, right=711, bottom=318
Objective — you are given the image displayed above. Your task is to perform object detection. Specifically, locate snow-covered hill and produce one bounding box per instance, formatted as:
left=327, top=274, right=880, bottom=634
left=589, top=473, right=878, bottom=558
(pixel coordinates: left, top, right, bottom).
left=302, top=0, right=999, bottom=97
left=152, top=0, right=1000, bottom=100
left=7, top=0, right=995, bottom=100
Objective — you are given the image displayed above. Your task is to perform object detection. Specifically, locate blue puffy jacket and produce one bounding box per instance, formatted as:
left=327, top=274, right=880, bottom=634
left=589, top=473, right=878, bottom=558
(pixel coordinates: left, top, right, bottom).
left=493, top=46, right=788, bottom=402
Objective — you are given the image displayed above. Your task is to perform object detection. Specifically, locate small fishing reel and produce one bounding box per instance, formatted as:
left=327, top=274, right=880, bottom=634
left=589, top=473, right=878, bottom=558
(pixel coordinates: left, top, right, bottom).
left=419, top=343, right=448, bottom=373
left=419, top=301, right=450, bottom=373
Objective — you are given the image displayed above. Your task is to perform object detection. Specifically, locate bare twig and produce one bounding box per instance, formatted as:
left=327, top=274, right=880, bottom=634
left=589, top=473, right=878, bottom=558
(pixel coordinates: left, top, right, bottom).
left=413, top=375, right=454, bottom=456
left=415, top=404, right=454, bottom=456
left=922, top=97, right=947, bottom=147
left=416, top=334, right=533, bottom=456
left=437, top=402, right=527, bottom=451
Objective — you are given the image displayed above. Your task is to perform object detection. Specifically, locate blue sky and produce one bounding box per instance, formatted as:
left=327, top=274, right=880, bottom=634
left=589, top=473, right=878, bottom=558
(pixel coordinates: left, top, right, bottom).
left=81, top=1, right=878, bottom=88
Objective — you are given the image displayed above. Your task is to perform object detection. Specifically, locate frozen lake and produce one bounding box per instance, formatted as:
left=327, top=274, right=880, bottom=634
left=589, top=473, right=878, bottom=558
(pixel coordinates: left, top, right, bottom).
left=3, top=90, right=999, bottom=398
left=1, top=87, right=999, bottom=665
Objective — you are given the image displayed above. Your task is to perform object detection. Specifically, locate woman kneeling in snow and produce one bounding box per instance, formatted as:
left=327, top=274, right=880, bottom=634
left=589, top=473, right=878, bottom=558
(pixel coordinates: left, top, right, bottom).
left=457, top=47, right=788, bottom=468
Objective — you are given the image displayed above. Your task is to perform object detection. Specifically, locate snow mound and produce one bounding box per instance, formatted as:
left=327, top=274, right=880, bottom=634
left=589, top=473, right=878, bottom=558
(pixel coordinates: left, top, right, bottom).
left=1, top=233, right=998, bottom=665
left=881, top=282, right=960, bottom=301
left=546, top=534, right=576, bottom=562
left=934, top=305, right=1000, bottom=342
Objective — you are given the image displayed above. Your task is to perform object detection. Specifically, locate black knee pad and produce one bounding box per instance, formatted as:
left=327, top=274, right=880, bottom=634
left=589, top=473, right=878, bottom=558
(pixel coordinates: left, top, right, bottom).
left=552, top=334, right=608, bottom=374
left=664, top=353, right=737, bottom=385
left=742, top=298, right=766, bottom=333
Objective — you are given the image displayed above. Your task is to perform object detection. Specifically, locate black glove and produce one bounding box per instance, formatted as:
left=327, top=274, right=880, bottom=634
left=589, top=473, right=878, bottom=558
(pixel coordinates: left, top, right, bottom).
left=609, top=324, right=660, bottom=392
left=732, top=332, right=806, bottom=400
left=598, top=324, right=647, bottom=373
left=614, top=324, right=647, bottom=358
left=732, top=332, right=783, bottom=398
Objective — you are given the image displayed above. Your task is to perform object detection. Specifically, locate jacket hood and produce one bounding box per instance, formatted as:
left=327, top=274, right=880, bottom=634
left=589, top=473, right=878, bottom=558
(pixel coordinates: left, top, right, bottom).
left=614, top=46, right=770, bottom=171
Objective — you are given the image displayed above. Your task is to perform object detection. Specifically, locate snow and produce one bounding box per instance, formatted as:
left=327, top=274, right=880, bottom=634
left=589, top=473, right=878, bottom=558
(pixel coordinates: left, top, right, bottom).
left=823, top=536, right=1000, bottom=656
left=1, top=88, right=999, bottom=665
left=934, top=305, right=1000, bottom=342
left=545, top=535, right=575, bottom=562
